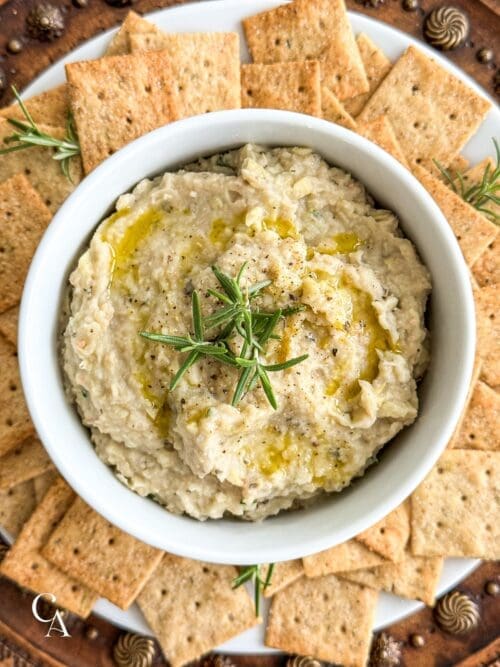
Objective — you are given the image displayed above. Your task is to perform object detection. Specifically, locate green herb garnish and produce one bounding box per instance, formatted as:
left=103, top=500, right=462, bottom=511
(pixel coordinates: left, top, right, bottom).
left=433, top=138, right=500, bottom=225
left=139, top=263, right=307, bottom=409
left=0, top=85, right=81, bottom=181
left=232, top=563, right=275, bottom=616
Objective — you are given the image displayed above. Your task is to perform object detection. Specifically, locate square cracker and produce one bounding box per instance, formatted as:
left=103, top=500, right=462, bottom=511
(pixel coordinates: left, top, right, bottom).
left=41, top=497, right=163, bottom=609
left=0, top=84, right=69, bottom=127
left=242, top=0, right=368, bottom=101
left=0, top=173, right=52, bottom=313
left=0, top=119, right=82, bottom=213
left=321, top=87, right=356, bottom=130
left=137, top=554, right=258, bottom=667
left=265, top=574, right=378, bottom=666
left=0, top=478, right=97, bottom=617
left=411, top=450, right=500, bottom=559
left=33, top=469, right=60, bottom=503
left=0, top=436, right=53, bottom=491
left=105, top=10, right=160, bottom=56
left=129, top=32, right=241, bottom=118
left=451, top=381, right=500, bottom=451
left=0, top=331, right=35, bottom=457
left=66, top=51, right=179, bottom=174
left=0, top=480, right=37, bottom=538
left=241, top=61, right=320, bottom=116
left=262, top=560, right=304, bottom=597
left=0, top=304, right=18, bottom=347
left=475, top=285, right=500, bottom=388
left=357, top=46, right=491, bottom=165
left=359, top=115, right=409, bottom=168
left=303, top=539, right=386, bottom=578
left=356, top=501, right=410, bottom=562
left=413, top=164, right=498, bottom=266
left=344, top=33, right=392, bottom=118
left=339, top=551, right=443, bottom=606
left=473, top=237, right=499, bottom=288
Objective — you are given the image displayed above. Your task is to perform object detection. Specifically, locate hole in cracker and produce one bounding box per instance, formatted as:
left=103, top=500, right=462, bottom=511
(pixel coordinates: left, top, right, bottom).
left=9, top=383, right=17, bottom=391
left=294, top=616, right=301, bottom=623
left=24, top=168, right=31, bottom=175
left=126, top=117, right=132, bottom=125
left=461, top=495, right=467, bottom=501
left=413, top=122, right=419, bottom=128
left=144, top=85, right=152, bottom=93
left=340, top=624, right=347, bottom=633
left=274, top=38, right=281, bottom=45
left=437, top=467, right=444, bottom=474
left=489, top=313, right=495, bottom=320
left=411, top=84, right=419, bottom=94
left=45, top=199, right=52, bottom=208
left=0, top=247, right=4, bottom=252
left=112, top=574, right=120, bottom=582
left=298, top=86, right=305, bottom=93
left=71, top=585, right=78, bottom=592
left=73, top=547, right=79, bottom=555
left=449, top=113, right=457, bottom=120
left=7, top=489, right=14, bottom=497
left=161, top=588, right=167, bottom=596
left=485, top=524, right=491, bottom=531
left=380, top=527, right=386, bottom=534
left=246, top=89, right=253, bottom=97
left=97, top=91, right=105, bottom=101
left=228, top=612, right=234, bottom=621
left=437, top=521, right=444, bottom=528
left=470, top=433, right=475, bottom=439
left=195, top=600, right=201, bottom=608
left=108, top=538, right=115, bottom=546
left=187, top=636, right=193, bottom=643
left=31, top=562, right=39, bottom=570
left=485, top=469, right=491, bottom=476
left=322, top=593, right=329, bottom=601
left=203, top=59, right=211, bottom=68
left=202, top=566, right=210, bottom=574
left=416, top=158, right=422, bottom=164
left=6, top=418, right=13, bottom=427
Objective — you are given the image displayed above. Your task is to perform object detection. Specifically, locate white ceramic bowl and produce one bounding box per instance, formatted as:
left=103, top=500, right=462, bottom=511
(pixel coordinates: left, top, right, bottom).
left=19, top=109, right=475, bottom=565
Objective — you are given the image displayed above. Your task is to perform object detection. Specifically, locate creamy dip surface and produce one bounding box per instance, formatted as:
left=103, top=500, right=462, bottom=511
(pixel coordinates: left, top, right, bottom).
left=63, top=144, right=431, bottom=521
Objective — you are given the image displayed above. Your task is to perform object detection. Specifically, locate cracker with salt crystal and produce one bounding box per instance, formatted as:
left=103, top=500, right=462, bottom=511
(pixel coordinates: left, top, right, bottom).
left=0, top=480, right=37, bottom=538
left=137, top=554, right=258, bottom=667
left=321, top=87, right=356, bottom=130
left=0, top=478, right=97, bottom=617
left=359, top=115, right=409, bottom=168
left=265, top=574, right=377, bottom=666
left=344, top=33, right=392, bottom=118
left=242, top=0, right=368, bottom=101
left=0, top=84, right=69, bottom=127
left=356, top=501, right=410, bottom=562
left=303, top=539, right=386, bottom=578
left=0, top=173, right=52, bottom=312
left=413, top=164, right=498, bottom=265
left=0, top=335, right=34, bottom=457
left=473, top=237, right=498, bottom=288
left=262, top=560, right=304, bottom=597
left=0, top=436, right=53, bottom=491
left=357, top=46, right=491, bottom=166
left=452, top=381, right=499, bottom=451
left=130, top=32, right=241, bottom=118
left=66, top=52, right=179, bottom=174
left=339, top=552, right=443, bottom=606
left=0, top=304, right=18, bottom=348
left=411, top=450, right=500, bottom=559
left=241, top=61, right=320, bottom=116
left=105, top=11, right=160, bottom=56
left=34, top=470, right=59, bottom=503
left=0, top=120, right=82, bottom=213
left=42, top=496, right=163, bottom=609
left=475, top=285, right=500, bottom=388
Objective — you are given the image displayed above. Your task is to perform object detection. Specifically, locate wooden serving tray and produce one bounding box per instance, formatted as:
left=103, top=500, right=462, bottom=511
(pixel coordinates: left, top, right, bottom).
left=0, top=1, right=498, bottom=665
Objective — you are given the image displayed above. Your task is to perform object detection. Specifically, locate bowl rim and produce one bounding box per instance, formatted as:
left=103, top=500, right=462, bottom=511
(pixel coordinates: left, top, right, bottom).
left=18, top=109, right=475, bottom=563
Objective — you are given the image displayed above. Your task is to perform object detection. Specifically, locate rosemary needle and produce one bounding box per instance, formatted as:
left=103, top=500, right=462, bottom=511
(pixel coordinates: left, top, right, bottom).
left=232, top=564, right=275, bottom=616
left=139, top=264, right=308, bottom=409
left=433, top=138, right=500, bottom=225
left=0, top=85, right=81, bottom=181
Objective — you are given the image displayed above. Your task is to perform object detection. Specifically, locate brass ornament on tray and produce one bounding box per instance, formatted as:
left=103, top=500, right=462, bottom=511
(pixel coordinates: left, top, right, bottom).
left=26, top=3, right=65, bottom=42
left=287, top=656, right=323, bottom=667
left=6, top=38, right=23, bottom=54
left=435, top=591, right=480, bottom=635
left=402, top=0, right=419, bottom=11
left=424, top=6, right=469, bottom=50
left=200, top=657, right=237, bottom=667
left=369, top=633, right=402, bottom=667
left=476, top=48, right=494, bottom=64
left=113, top=633, right=156, bottom=667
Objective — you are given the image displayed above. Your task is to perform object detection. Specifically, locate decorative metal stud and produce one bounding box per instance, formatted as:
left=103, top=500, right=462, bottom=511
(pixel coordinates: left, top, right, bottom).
left=369, top=633, right=402, bottom=667
left=113, top=633, right=155, bottom=667
left=7, top=38, right=23, bottom=54
left=73, top=0, right=89, bottom=6
left=477, top=48, right=494, bottom=64
left=85, top=625, right=99, bottom=640
left=485, top=580, right=500, bottom=596
left=287, top=657, right=323, bottom=667
left=435, top=591, right=480, bottom=635
left=424, top=6, right=469, bottom=51
left=26, top=3, right=65, bottom=41
left=409, top=633, right=425, bottom=648
left=402, top=0, right=419, bottom=10
left=200, top=657, right=237, bottom=667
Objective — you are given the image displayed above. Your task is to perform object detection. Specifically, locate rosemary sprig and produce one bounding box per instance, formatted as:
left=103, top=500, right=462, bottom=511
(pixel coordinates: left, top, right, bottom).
left=139, top=264, right=308, bottom=409
left=0, top=85, right=81, bottom=181
left=232, top=563, right=275, bottom=616
left=433, top=138, right=500, bottom=225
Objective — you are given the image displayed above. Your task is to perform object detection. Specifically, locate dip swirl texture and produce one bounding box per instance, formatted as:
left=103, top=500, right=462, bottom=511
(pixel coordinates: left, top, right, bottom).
left=62, top=144, right=431, bottom=520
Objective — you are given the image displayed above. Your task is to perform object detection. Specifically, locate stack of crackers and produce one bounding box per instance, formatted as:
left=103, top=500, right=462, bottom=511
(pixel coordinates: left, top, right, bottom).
left=0, top=2, right=498, bottom=665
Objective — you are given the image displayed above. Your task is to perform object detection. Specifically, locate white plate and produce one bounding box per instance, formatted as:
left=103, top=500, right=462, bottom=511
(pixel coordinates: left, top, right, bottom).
left=14, top=0, right=498, bottom=653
